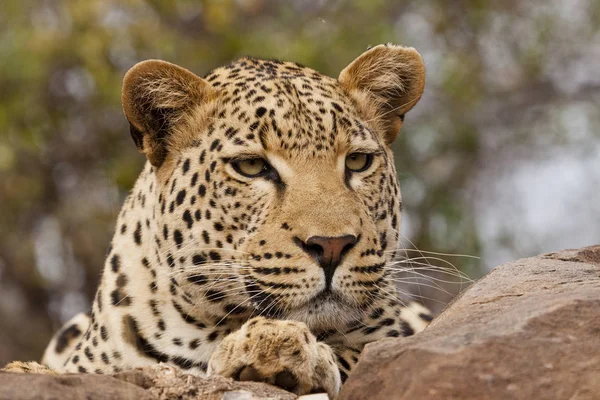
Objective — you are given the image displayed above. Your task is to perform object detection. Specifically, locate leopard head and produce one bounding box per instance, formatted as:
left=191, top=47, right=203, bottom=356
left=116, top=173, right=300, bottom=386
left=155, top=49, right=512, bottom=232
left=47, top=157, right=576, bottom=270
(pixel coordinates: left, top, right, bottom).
left=121, top=44, right=425, bottom=330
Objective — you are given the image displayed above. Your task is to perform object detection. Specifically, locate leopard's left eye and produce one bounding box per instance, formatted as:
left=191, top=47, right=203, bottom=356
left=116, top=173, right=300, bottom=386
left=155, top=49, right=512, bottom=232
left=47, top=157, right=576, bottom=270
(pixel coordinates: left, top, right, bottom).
left=345, top=153, right=374, bottom=172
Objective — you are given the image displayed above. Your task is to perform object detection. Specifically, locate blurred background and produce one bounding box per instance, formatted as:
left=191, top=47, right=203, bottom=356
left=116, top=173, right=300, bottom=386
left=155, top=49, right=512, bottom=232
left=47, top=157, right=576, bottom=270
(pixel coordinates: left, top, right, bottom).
left=1, top=0, right=599, bottom=365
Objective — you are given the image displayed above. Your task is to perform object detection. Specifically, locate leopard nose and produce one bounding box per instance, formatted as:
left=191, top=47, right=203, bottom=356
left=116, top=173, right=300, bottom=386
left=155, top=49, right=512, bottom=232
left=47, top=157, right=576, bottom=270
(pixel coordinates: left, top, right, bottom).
left=295, top=235, right=358, bottom=287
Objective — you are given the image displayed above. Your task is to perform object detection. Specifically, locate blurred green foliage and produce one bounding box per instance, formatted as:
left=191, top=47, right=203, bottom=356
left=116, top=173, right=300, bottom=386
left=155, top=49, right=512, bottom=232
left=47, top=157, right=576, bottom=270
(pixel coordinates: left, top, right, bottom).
left=1, top=0, right=599, bottom=364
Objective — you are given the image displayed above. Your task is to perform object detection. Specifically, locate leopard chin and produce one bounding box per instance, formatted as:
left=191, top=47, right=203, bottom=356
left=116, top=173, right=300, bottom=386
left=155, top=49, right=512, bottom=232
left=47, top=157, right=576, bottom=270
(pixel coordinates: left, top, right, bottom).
left=278, top=290, right=367, bottom=332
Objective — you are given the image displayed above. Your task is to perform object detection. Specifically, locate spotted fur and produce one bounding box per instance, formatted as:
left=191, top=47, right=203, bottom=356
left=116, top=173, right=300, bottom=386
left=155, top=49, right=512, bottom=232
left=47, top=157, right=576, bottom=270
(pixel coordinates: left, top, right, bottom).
left=4, top=44, right=430, bottom=398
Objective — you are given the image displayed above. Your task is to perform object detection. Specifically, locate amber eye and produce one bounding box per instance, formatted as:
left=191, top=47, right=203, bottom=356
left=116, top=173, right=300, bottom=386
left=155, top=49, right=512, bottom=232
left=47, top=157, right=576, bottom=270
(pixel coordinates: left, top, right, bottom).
left=231, top=158, right=269, bottom=177
left=345, top=153, right=373, bottom=172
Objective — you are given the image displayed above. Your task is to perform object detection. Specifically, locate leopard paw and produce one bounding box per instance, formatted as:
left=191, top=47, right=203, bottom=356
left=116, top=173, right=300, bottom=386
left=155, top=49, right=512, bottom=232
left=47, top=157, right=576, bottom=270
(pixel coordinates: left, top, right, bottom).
left=1, top=361, right=57, bottom=375
left=208, top=317, right=340, bottom=397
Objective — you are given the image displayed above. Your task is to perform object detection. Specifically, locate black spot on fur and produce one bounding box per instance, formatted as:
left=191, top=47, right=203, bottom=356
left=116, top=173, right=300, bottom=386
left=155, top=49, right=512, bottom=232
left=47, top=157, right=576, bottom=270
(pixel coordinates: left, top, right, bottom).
left=97, top=290, right=103, bottom=312
left=205, top=289, right=225, bottom=302
left=121, top=314, right=169, bottom=363
left=255, top=107, right=267, bottom=117
left=84, top=347, right=94, bottom=362
left=133, top=222, right=142, bottom=245
left=172, top=300, right=206, bottom=329
left=111, top=288, right=131, bottom=306
left=387, top=330, right=400, bottom=337
left=419, top=312, right=433, bottom=322
left=210, top=139, right=221, bottom=151
left=176, top=190, right=186, bottom=206
left=166, top=253, right=175, bottom=268
left=100, top=326, right=108, bottom=341
left=171, top=356, right=206, bottom=371
left=174, top=230, right=183, bottom=248
left=331, top=102, right=343, bottom=112
left=207, top=331, right=219, bottom=342
left=192, top=254, right=206, bottom=265
left=336, top=355, right=350, bottom=370
left=362, top=325, right=381, bottom=335
left=54, top=324, right=82, bottom=354
left=116, top=273, right=128, bottom=288
left=110, top=254, right=120, bottom=273
left=224, top=303, right=248, bottom=315
left=400, top=321, right=415, bottom=336
left=183, top=210, right=193, bottom=228
left=187, top=274, right=208, bottom=286
left=340, top=369, right=348, bottom=383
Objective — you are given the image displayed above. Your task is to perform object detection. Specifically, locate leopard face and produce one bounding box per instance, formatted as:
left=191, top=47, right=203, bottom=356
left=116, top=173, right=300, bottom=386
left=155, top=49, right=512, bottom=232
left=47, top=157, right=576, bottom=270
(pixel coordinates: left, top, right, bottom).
left=123, top=45, right=425, bottom=333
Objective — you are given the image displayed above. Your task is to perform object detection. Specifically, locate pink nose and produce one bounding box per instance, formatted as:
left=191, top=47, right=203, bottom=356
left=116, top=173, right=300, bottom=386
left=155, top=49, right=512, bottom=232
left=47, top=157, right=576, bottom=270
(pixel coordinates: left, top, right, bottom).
left=295, top=235, right=358, bottom=287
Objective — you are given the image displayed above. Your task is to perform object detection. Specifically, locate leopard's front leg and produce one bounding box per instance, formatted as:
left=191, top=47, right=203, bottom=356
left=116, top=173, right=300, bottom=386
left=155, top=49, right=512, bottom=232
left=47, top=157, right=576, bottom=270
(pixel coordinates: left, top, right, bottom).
left=208, top=316, right=341, bottom=398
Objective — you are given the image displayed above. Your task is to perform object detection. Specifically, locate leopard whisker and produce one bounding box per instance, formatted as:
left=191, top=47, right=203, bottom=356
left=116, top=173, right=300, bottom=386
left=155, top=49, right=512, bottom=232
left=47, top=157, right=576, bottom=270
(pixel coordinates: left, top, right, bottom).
left=386, top=278, right=455, bottom=295
left=386, top=267, right=453, bottom=296
left=385, top=248, right=480, bottom=259
left=390, top=255, right=465, bottom=273
left=385, top=264, right=472, bottom=282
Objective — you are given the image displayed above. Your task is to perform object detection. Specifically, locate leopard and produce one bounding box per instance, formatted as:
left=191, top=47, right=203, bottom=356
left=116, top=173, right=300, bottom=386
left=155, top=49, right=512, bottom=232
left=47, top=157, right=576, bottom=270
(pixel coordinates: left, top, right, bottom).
left=3, top=44, right=432, bottom=398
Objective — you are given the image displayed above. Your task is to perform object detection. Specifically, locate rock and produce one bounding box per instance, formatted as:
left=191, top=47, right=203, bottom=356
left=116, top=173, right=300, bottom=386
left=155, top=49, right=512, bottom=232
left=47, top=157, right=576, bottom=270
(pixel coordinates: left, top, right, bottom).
left=115, top=365, right=297, bottom=399
left=0, top=365, right=297, bottom=400
left=339, top=245, right=600, bottom=400
left=0, top=371, right=153, bottom=400
left=297, top=394, right=329, bottom=400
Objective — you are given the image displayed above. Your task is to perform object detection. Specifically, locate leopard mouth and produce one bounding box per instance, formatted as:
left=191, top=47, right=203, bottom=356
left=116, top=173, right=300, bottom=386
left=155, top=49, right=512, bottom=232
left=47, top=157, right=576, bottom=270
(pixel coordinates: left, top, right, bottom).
left=284, top=291, right=364, bottom=331
left=241, top=277, right=366, bottom=331
left=313, top=288, right=340, bottom=302
left=244, top=273, right=345, bottom=309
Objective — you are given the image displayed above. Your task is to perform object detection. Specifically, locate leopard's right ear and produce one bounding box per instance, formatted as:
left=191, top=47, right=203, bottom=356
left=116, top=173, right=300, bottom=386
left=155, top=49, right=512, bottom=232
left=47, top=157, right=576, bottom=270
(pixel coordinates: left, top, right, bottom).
left=122, top=60, right=215, bottom=167
left=339, top=44, right=426, bottom=144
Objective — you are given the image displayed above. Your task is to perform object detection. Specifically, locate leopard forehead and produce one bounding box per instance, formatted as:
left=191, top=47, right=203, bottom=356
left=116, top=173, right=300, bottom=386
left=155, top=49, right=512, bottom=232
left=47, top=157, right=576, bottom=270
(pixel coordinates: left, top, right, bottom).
left=180, top=57, right=384, bottom=161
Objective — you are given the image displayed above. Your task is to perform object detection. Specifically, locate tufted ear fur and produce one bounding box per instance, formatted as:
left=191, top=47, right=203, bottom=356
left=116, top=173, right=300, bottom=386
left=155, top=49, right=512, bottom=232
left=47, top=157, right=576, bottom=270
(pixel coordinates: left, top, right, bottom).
left=339, top=44, right=426, bottom=144
left=122, top=60, right=215, bottom=166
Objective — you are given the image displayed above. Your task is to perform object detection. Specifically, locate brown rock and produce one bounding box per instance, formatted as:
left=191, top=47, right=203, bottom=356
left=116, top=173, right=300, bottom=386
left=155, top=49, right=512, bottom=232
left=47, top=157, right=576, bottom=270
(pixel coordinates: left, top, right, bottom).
left=0, top=365, right=297, bottom=400
left=0, top=372, right=153, bottom=400
left=339, top=245, right=600, bottom=400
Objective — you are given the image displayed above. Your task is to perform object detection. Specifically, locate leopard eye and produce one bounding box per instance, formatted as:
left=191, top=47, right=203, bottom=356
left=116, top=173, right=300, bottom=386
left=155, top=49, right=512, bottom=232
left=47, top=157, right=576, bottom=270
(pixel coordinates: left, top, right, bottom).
left=345, top=153, right=373, bottom=172
left=231, top=158, right=269, bottom=177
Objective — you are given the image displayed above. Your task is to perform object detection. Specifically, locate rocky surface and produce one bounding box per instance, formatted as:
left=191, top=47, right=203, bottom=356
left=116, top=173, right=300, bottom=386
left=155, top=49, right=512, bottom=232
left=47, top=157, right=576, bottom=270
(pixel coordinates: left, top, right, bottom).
left=339, top=245, right=600, bottom=400
left=2, top=245, right=598, bottom=400
left=0, top=365, right=299, bottom=400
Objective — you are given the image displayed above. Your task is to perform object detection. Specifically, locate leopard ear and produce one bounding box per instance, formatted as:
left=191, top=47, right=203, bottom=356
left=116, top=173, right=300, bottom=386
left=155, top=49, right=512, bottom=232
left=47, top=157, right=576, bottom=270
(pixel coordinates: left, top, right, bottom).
left=122, top=60, right=215, bottom=167
left=339, top=44, right=426, bottom=144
